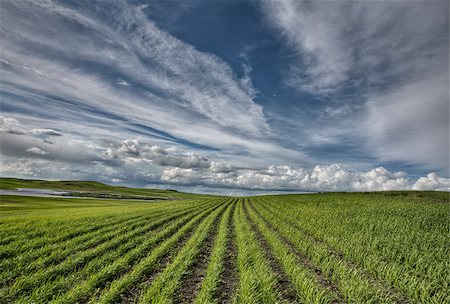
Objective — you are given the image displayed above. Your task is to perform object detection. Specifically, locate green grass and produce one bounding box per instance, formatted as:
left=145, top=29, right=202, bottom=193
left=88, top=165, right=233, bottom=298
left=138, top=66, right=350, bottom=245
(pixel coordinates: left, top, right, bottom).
left=232, top=198, right=282, bottom=303
left=138, top=199, right=231, bottom=303
left=193, top=200, right=235, bottom=304
left=245, top=199, right=338, bottom=303
left=0, top=179, right=448, bottom=303
left=0, top=177, right=215, bottom=200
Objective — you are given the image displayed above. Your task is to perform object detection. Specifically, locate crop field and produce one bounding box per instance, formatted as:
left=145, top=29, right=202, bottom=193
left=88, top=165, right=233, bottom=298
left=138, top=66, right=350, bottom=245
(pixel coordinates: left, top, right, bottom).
left=0, top=184, right=448, bottom=303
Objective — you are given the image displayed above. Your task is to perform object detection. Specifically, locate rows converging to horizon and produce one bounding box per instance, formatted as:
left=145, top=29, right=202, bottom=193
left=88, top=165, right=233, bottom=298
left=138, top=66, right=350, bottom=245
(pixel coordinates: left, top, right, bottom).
left=1, top=189, right=448, bottom=303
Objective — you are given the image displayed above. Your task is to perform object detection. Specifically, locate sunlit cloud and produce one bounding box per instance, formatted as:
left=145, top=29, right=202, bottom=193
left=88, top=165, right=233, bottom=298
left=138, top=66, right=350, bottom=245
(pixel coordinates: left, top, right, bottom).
left=0, top=0, right=448, bottom=194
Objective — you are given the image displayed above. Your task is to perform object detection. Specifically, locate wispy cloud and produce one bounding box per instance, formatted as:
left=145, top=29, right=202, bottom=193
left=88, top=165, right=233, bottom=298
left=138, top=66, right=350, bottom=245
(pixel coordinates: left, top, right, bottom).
left=364, top=73, right=449, bottom=171
left=261, top=0, right=449, bottom=171
left=0, top=1, right=274, bottom=150
left=0, top=0, right=448, bottom=193
left=261, top=0, right=448, bottom=96
left=0, top=116, right=62, bottom=136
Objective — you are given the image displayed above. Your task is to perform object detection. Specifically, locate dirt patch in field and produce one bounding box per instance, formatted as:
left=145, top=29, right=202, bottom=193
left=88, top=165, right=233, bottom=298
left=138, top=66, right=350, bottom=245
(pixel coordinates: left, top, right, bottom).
left=215, top=201, right=238, bottom=304
left=243, top=200, right=299, bottom=304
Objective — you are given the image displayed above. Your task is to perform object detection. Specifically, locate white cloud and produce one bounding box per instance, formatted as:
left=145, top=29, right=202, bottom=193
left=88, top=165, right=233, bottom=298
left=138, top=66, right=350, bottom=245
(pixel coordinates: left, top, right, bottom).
left=0, top=1, right=304, bottom=167
left=0, top=159, right=38, bottom=176
left=0, top=116, right=27, bottom=134
left=111, top=178, right=125, bottom=183
left=413, top=173, right=450, bottom=191
left=238, top=53, right=259, bottom=99
left=0, top=127, right=102, bottom=164
left=161, top=163, right=448, bottom=192
left=117, top=80, right=130, bottom=86
left=0, top=116, right=62, bottom=136
left=1, top=0, right=268, bottom=135
left=261, top=0, right=449, bottom=170
left=26, top=146, right=49, bottom=155
left=261, top=0, right=448, bottom=95
left=0, top=157, right=118, bottom=181
left=104, top=140, right=141, bottom=159
left=103, top=140, right=234, bottom=171
left=364, top=73, right=449, bottom=170
left=261, top=0, right=352, bottom=94
left=2, top=139, right=448, bottom=193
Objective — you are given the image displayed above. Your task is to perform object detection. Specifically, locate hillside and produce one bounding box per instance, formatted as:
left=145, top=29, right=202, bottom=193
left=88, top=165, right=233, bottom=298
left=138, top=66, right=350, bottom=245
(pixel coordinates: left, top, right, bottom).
left=0, top=177, right=215, bottom=200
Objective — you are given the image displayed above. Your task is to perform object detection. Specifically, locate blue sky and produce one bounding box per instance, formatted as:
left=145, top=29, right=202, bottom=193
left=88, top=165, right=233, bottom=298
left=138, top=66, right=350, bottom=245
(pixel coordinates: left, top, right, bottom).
left=0, top=0, right=449, bottom=194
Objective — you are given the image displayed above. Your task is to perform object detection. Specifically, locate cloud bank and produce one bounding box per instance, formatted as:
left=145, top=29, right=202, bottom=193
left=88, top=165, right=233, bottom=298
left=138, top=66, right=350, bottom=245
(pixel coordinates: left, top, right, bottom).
left=161, top=164, right=449, bottom=193
left=1, top=117, right=448, bottom=194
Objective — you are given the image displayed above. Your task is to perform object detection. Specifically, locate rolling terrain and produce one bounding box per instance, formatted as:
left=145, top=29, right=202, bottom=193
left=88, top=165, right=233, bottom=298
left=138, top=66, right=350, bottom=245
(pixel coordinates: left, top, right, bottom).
left=0, top=178, right=448, bottom=303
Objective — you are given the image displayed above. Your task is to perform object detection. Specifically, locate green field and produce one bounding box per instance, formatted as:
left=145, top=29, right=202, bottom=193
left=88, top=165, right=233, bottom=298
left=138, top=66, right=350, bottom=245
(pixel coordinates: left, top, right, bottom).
left=0, top=179, right=448, bottom=303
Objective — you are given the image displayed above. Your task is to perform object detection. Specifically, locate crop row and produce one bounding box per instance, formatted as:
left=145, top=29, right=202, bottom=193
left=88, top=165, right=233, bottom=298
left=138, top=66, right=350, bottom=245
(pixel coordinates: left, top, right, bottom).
left=1, top=198, right=225, bottom=303
left=254, top=195, right=449, bottom=303
left=2, top=193, right=448, bottom=303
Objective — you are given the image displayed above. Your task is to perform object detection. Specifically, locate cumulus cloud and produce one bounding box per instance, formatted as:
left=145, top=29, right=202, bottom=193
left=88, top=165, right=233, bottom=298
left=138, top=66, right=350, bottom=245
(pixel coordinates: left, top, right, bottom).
left=0, top=116, right=62, bottom=136
left=26, top=147, right=49, bottom=155
left=0, top=120, right=102, bottom=164
left=0, top=159, right=38, bottom=176
left=104, top=140, right=141, bottom=159
left=102, top=140, right=234, bottom=171
left=2, top=138, right=448, bottom=193
left=161, top=163, right=448, bottom=192
left=0, top=157, right=123, bottom=182
left=0, top=116, right=27, bottom=134
left=413, top=173, right=450, bottom=191
left=117, top=79, right=130, bottom=86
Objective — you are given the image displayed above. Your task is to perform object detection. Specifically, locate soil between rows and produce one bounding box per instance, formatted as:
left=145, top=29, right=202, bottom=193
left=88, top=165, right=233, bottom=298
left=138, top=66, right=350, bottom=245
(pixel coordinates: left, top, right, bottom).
left=120, top=207, right=220, bottom=303
left=259, top=200, right=411, bottom=304
left=249, top=200, right=344, bottom=303
left=215, top=201, right=238, bottom=304
left=173, top=205, right=224, bottom=303
left=242, top=199, right=299, bottom=303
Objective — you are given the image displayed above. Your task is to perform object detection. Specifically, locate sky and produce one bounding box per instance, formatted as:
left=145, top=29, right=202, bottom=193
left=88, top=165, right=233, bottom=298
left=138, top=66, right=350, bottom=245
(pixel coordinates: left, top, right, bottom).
left=0, top=0, right=449, bottom=195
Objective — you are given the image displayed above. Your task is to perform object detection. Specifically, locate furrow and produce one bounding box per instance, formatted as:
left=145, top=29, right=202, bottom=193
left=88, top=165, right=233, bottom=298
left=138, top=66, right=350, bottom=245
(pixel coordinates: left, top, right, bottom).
left=232, top=199, right=282, bottom=304
left=92, top=199, right=226, bottom=304
left=119, top=201, right=225, bottom=304
left=256, top=198, right=409, bottom=303
left=193, top=200, right=236, bottom=304
left=0, top=212, right=147, bottom=259
left=261, top=196, right=447, bottom=302
left=176, top=200, right=235, bottom=303
left=1, top=204, right=204, bottom=303
left=0, top=208, right=181, bottom=287
left=246, top=199, right=342, bottom=303
left=48, top=200, right=221, bottom=304
left=137, top=199, right=230, bottom=304
left=0, top=199, right=210, bottom=248
left=120, top=217, right=198, bottom=304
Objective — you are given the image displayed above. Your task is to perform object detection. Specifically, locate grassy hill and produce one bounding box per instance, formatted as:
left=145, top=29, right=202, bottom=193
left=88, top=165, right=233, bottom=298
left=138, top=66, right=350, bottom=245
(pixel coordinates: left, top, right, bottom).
left=0, top=177, right=215, bottom=200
